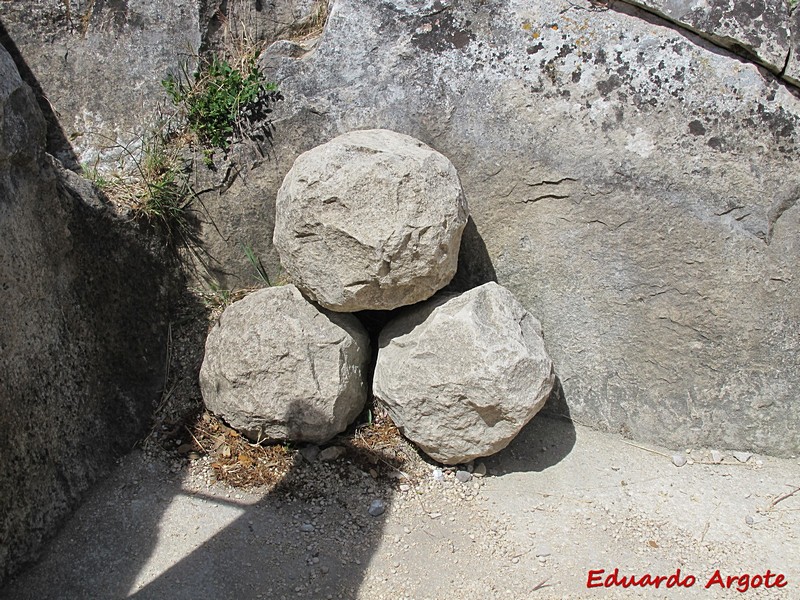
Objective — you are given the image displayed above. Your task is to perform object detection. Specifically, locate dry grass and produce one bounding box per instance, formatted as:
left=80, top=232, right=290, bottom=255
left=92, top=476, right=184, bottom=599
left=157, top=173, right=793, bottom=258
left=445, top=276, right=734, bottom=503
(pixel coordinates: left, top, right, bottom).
left=341, top=410, right=411, bottom=479
left=288, top=0, right=330, bottom=41
left=182, top=411, right=299, bottom=488
left=172, top=404, right=418, bottom=490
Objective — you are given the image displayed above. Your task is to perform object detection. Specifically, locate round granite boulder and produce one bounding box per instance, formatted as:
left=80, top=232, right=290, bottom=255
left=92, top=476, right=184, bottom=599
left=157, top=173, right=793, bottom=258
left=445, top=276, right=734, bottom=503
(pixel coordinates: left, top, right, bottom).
left=199, top=285, right=370, bottom=444
left=373, top=282, right=555, bottom=464
left=274, top=129, right=469, bottom=312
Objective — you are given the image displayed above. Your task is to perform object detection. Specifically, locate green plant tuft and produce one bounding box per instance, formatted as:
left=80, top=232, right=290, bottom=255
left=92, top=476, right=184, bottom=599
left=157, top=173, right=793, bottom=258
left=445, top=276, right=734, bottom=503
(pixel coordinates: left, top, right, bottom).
left=163, top=53, right=281, bottom=152
left=241, top=242, right=272, bottom=286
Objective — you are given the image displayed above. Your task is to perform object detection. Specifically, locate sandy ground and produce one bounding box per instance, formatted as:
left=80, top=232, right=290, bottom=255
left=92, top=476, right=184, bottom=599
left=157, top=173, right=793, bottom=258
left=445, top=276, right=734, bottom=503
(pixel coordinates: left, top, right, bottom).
left=1, top=414, right=798, bottom=600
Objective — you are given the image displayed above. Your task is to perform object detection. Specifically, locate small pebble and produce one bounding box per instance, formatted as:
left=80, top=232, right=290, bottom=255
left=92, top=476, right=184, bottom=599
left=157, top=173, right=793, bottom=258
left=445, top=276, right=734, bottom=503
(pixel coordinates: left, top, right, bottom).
left=536, top=545, right=551, bottom=557
left=319, top=446, right=345, bottom=462
left=432, top=468, right=445, bottom=482
left=733, top=451, right=752, bottom=463
left=300, top=523, right=315, bottom=533
left=672, top=453, right=687, bottom=467
left=473, top=462, right=487, bottom=477
left=456, top=470, right=473, bottom=483
left=368, top=499, right=385, bottom=517
left=745, top=515, right=755, bottom=525
left=299, top=445, right=321, bottom=463
left=710, top=450, right=723, bottom=463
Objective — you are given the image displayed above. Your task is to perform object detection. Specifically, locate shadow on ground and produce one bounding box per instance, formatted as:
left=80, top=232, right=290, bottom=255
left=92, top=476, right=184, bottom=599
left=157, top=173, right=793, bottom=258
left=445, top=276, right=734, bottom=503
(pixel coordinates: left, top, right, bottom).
left=0, top=441, right=395, bottom=600
left=484, top=377, right=578, bottom=474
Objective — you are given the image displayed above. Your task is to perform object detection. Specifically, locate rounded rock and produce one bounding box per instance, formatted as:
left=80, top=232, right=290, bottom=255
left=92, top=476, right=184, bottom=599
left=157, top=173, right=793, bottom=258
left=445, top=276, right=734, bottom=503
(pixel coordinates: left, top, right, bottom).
left=274, top=129, right=469, bottom=312
left=374, top=282, right=555, bottom=465
left=199, top=285, right=370, bottom=444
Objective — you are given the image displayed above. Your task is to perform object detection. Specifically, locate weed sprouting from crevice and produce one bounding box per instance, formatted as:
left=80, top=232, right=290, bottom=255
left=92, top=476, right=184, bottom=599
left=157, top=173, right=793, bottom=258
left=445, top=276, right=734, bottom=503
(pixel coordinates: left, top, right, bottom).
left=162, top=51, right=282, bottom=160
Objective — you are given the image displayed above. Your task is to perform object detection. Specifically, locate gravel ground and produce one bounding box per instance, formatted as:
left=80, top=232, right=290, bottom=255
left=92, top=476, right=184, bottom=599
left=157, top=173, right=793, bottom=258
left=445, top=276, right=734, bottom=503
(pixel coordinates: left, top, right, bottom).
left=2, top=412, right=798, bottom=600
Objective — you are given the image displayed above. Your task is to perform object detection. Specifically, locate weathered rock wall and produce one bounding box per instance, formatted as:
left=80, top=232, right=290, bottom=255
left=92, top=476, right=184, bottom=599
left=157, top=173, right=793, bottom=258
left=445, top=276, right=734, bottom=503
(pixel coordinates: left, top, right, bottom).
left=0, top=45, right=173, bottom=581
left=0, top=0, right=202, bottom=170
left=198, top=0, right=800, bottom=455
left=0, top=0, right=322, bottom=171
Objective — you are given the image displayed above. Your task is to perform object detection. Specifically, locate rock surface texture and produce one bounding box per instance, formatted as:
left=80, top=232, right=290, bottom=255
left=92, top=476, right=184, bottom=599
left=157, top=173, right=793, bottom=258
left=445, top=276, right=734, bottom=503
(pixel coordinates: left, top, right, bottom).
left=0, top=46, right=173, bottom=582
left=631, top=0, right=795, bottom=81
left=374, top=283, right=555, bottom=464
left=0, top=0, right=201, bottom=169
left=4, top=0, right=799, bottom=456
left=237, top=0, right=799, bottom=456
left=274, top=129, right=469, bottom=311
left=200, top=285, right=371, bottom=443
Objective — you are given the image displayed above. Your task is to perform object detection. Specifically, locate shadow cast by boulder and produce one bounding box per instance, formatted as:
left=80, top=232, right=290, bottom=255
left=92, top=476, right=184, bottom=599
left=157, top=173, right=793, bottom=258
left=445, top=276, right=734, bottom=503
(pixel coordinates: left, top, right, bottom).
left=483, top=376, right=577, bottom=474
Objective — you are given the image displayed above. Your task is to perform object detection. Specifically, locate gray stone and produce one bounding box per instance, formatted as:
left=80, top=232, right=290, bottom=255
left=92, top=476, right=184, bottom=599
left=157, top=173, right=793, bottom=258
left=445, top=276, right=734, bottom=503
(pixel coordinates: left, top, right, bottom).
left=455, top=470, right=473, bottom=483
left=733, top=451, right=753, bottom=463
left=199, top=285, right=370, bottom=444
left=299, top=444, right=321, bottom=463
left=0, top=46, right=174, bottom=582
left=672, top=454, right=688, bottom=467
left=631, top=0, right=792, bottom=78
left=368, top=499, right=386, bottom=517
left=273, top=129, right=469, bottom=312
left=0, top=0, right=201, bottom=170
left=0, top=0, right=320, bottom=171
left=374, top=282, right=555, bottom=465
left=318, top=445, right=347, bottom=462
left=789, top=7, right=800, bottom=87
left=710, top=449, right=724, bottom=463
left=201, top=0, right=318, bottom=58
left=234, top=0, right=800, bottom=457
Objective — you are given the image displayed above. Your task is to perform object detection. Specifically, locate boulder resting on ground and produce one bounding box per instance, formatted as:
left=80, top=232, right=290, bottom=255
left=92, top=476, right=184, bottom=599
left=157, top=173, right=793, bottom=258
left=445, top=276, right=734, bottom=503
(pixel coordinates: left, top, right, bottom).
left=199, top=285, right=370, bottom=443
left=373, top=282, right=555, bottom=464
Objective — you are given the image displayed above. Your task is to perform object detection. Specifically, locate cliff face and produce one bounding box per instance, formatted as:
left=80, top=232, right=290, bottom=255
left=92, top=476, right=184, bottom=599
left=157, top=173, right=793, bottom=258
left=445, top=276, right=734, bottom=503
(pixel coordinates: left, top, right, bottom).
left=0, top=45, right=174, bottom=581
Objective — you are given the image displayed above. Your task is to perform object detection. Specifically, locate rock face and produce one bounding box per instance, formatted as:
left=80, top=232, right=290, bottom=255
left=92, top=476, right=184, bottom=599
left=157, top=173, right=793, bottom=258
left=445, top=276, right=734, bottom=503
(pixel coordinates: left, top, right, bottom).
left=374, top=283, right=555, bottom=464
left=5, top=0, right=799, bottom=457
left=0, top=0, right=201, bottom=170
left=0, top=0, right=320, bottom=170
left=0, top=46, right=173, bottom=582
left=631, top=0, right=794, bottom=80
left=199, top=285, right=371, bottom=443
left=212, top=0, right=799, bottom=457
left=273, top=129, right=469, bottom=312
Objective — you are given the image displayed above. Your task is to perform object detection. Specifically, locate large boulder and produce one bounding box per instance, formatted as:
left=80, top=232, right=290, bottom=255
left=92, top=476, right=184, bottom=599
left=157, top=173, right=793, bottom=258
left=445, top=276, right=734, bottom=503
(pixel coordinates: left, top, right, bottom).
left=0, top=45, right=174, bottom=582
left=273, top=129, right=469, bottom=312
left=199, top=285, right=371, bottom=443
left=374, top=282, right=555, bottom=465
left=630, top=0, right=794, bottom=80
